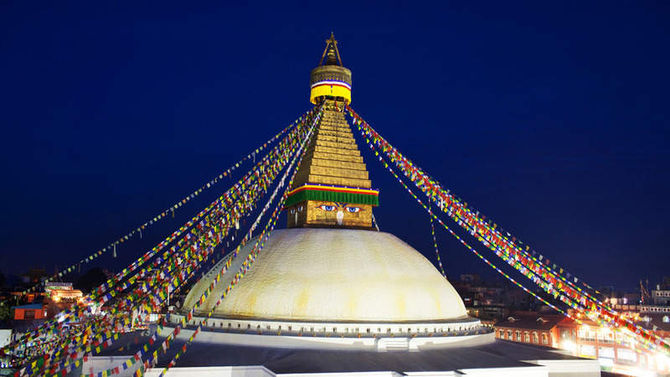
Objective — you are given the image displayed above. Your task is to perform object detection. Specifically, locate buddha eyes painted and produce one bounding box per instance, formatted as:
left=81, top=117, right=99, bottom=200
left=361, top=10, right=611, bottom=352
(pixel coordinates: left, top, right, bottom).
left=316, top=203, right=364, bottom=213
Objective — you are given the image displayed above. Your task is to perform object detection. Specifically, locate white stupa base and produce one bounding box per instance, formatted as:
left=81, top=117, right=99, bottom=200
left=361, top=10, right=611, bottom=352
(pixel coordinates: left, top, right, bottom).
left=161, top=316, right=494, bottom=352
left=170, top=312, right=484, bottom=334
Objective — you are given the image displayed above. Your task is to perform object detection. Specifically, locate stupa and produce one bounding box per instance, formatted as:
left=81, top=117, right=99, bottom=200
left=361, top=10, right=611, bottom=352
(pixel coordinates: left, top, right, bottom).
left=82, top=34, right=601, bottom=377
left=175, top=33, right=486, bottom=351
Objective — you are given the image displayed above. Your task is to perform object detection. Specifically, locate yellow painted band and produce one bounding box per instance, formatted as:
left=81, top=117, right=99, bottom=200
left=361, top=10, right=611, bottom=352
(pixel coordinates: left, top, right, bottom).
left=310, top=84, right=352, bottom=104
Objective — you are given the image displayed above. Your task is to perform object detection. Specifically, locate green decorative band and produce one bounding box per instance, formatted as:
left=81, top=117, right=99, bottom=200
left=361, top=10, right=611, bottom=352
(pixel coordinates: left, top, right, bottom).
left=285, top=189, right=379, bottom=208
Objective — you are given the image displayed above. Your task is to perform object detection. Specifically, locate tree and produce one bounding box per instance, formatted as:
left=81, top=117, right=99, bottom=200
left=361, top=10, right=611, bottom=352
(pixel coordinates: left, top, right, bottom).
left=0, top=301, right=11, bottom=322
left=74, top=268, right=108, bottom=293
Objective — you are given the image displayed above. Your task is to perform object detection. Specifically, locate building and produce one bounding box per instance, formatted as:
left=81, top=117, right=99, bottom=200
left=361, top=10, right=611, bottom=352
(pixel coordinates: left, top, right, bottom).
left=495, top=310, right=670, bottom=374
left=571, top=318, right=670, bottom=373
left=453, top=275, right=507, bottom=321
left=47, top=288, right=82, bottom=305
left=12, top=303, right=46, bottom=320
left=0, top=329, right=11, bottom=348
left=8, top=291, right=43, bottom=304
left=9, top=282, right=82, bottom=322
left=494, top=312, right=566, bottom=348
left=45, top=282, right=83, bottom=308
left=653, top=290, right=670, bottom=306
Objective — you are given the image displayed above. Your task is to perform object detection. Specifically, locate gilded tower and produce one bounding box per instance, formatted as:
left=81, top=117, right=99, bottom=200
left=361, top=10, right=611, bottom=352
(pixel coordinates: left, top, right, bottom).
left=285, top=34, right=379, bottom=229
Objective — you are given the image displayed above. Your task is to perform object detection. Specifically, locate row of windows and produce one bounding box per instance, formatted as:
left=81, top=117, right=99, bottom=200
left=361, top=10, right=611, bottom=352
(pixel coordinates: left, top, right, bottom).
left=498, top=329, right=549, bottom=345
left=641, top=306, right=670, bottom=313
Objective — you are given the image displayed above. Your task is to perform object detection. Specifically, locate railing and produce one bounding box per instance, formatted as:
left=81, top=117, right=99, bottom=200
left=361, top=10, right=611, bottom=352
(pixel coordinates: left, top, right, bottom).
left=190, top=324, right=493, bottom=339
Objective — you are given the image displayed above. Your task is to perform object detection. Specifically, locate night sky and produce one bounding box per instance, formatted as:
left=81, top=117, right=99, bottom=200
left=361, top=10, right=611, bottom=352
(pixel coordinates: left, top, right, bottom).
left=1, top=2, right=668, bottom=292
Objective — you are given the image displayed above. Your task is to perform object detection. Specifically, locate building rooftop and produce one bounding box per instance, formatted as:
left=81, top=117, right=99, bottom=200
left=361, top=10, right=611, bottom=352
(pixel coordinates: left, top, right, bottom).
left=495, top=312, right=565, bottom=331
left=640, top=313, right=670, bottom=332
left=11, top=303, right=43, bottom=310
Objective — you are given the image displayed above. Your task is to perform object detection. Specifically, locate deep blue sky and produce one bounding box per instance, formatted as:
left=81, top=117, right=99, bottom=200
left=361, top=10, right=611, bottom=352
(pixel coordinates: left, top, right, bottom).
left=1, top=2, right=668, bottom=292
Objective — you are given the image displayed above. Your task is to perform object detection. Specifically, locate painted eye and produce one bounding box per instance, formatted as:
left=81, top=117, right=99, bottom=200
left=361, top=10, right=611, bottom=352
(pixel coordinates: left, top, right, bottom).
left=318, top=205, right=336, bottom=211
left=346, top=207, right=361, bottom=213
left=290, top=208, right=296, bottom=214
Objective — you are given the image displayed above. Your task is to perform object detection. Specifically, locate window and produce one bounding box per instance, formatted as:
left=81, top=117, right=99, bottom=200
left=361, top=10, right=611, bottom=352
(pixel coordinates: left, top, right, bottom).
left=663, top=316, right=669, bottom=323
left=516, top=331, right=521, bottom=341
left=532, top=332, right=539, bottom=344
left=580, top=345, right=596, bottom=357
left=560, top=329, right=571, bottom=339
left=598, top=347, right=615, bottom=359
left=541, top=333, right=548, bottom=345
left=618, top=349, right=637, bottom=362
left=507, top=330, right=512, bottom=340
left=499, top=330, right=504, bottom=338
left=524, top=332, right=530, bottom=343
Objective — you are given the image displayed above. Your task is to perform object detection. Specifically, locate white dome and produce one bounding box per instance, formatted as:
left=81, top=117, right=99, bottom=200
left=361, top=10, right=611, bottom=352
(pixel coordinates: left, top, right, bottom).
left=184, top=228, right=467, bottom=322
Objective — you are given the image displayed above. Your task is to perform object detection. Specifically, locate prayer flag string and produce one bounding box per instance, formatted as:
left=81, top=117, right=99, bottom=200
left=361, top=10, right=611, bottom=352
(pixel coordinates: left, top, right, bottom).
left=346, top=105, right=670, bottom=355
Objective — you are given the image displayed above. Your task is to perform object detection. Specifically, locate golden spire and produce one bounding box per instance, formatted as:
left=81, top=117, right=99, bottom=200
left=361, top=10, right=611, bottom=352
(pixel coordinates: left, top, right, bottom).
left=319, top=32, right=343, bottom=66
left=310, top=33, right=352, bottom=105
left=286, top=35, right=377, bottom=229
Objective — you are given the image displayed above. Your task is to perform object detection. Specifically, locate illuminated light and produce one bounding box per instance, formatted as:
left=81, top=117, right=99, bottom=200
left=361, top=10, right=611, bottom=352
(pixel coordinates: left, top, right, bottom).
left=560, top=339, right=577, bottom=354
left=579, top=344, right=596, bottom=358
left=598, top=357, right=614, bottom=367
left=655, top=352, right=670, bottom=371
left=611, top=366, right=656, bottom=377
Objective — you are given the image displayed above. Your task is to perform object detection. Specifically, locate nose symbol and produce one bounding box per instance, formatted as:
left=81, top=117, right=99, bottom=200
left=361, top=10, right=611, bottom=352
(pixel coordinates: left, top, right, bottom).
left=336, top=210, right=344, bottom=225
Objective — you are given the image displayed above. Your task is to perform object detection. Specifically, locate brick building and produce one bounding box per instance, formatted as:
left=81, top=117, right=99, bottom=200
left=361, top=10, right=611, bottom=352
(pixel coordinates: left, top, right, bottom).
left=495, top=310, right=670, bottom=373
left=494, top=311, right=565, bottom=347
